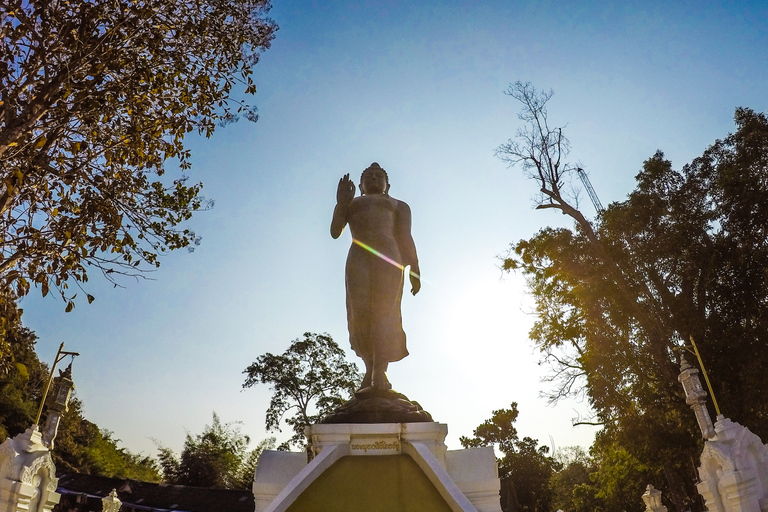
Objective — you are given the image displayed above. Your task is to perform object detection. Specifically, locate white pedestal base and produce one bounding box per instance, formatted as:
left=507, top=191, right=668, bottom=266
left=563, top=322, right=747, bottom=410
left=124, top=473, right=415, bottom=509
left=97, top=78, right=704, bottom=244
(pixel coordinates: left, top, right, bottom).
left=253, top=422, right=501, bottom=512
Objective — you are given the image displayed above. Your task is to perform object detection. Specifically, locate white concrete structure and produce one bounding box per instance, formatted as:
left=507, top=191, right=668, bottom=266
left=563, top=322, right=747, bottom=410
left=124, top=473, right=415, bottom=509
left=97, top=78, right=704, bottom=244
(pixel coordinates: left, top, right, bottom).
left=697, top=415, right=768, bottom=512
left=253, top=422, right=502, bottom=512
left=0, top=426, right=60, bottom=512
left=676, top=354, right=768, bottom=512
left=642, top=484, right=668, bottom=512
left=101, top=488, right=122, bottom=512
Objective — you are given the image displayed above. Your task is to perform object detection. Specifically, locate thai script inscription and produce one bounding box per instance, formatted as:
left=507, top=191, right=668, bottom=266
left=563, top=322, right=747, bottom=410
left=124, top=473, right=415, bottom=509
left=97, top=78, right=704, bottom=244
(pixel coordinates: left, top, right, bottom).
left=350, top=440, right=400, bottom=453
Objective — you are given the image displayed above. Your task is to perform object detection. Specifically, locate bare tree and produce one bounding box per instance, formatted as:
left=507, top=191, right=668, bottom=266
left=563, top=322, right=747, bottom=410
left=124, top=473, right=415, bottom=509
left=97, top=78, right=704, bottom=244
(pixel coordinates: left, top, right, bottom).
left=495, top=82, right=596, bottom=240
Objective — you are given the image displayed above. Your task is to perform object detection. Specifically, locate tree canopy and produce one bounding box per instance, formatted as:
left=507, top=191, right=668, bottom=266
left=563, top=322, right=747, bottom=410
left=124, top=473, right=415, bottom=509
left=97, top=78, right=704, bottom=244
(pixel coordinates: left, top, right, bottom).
left=0, top=317, right=161, bottom=481
left=0, top=306, right=47, bottom=439
left=460, top=403, right=558, bottom=512
left=2, top=314, right=285, bottom=487
left=548, top=446, right=599, bottom=512
left=157, top=412, right=274, bottom=489
left=243, top=332, right=362, bottom=450
left=499, top=81, right=768, bottom=510
left=53, top=397, right=162, bottom=482
left=0, top=0, right=276, bottom=309
left=461, top=402, right=653, bottom=512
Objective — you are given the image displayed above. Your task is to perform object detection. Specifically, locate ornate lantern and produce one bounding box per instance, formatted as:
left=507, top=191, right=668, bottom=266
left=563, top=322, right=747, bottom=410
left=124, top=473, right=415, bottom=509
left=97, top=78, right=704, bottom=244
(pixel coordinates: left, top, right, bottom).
left=47, top=363, right=75, bottom=413
left=41, top=359, right=77, bottom=448
left=678, top=355, right=715, bottom=439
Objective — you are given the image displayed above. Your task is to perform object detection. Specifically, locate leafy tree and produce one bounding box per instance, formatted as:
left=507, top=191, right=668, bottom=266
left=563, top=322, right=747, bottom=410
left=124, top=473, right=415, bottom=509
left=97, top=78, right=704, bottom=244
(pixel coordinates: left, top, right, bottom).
left=243, top=332, right=363, bottom=450
left=0, top=313, right=161, bottom=481
left=460, top=403, right=558, bottom=512
left=0, top=0, right=276, bottom=309
left=235, top=437, right=277, bottom=490
left=0, top=286, right=24, bottom=374
left=548, top=442, right=649, bottom=512
left=548, top=446, right=600, bottom=512
left=0, top=309, right=47, bottom=440
left=460, top=405, right=520, bottom=456
left=157, top=412, right=274, bottom=489
left=587, top=434, right=651, bottom=512
left=498, top=82, right=768, bottom=510
left=53, top=396, right=162, bottom=481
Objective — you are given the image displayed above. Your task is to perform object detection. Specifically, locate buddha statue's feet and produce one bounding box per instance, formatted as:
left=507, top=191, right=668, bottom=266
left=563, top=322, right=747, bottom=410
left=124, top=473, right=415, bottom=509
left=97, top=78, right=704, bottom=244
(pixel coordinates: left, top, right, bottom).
left=322, top=388, right=433, bottom=424
left=358, top=367, right=391, bottom=394
left=359, top=368, right=373, bottom=390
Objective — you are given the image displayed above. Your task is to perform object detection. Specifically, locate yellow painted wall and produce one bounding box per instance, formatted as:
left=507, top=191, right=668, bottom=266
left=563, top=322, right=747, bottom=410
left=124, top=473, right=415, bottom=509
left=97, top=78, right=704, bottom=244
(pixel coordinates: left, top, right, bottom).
left=286, top=455, right=454, bottom=512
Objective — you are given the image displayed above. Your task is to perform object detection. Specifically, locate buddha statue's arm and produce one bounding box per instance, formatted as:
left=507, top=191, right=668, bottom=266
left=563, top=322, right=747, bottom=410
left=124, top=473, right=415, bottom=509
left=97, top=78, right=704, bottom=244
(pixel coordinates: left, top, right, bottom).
left=331, top=173, right=355, bottom=239
left=395, top=201, right=421, bottom=295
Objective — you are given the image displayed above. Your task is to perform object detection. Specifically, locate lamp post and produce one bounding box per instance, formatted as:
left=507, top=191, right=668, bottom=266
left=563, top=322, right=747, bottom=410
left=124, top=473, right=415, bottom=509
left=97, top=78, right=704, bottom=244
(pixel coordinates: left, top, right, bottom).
left=36, top=342, right=79, bottom=448
left=677, top=336, right=718, bottom=440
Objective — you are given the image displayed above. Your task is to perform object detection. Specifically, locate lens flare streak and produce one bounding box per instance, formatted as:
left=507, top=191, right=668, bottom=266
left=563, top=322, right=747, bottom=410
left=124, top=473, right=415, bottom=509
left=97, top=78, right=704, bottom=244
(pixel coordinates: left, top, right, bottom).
left=352, top=239, right=420, bottom=280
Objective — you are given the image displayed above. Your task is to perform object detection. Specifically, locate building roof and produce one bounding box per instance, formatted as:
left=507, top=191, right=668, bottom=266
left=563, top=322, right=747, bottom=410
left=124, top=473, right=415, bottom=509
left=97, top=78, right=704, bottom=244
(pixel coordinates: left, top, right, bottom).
left=56, top=472, right=254, bottom=512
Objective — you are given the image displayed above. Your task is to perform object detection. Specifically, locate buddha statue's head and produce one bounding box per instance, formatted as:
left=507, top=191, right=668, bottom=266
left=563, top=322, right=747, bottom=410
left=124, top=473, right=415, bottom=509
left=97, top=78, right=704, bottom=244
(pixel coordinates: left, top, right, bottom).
left=360, top=162, right=390, bottom=195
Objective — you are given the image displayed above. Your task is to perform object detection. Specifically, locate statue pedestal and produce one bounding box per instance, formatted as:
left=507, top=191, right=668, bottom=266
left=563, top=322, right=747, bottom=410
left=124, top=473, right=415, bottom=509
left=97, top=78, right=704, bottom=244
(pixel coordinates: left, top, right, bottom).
left=319, top=388, right=433, bottom=424
left=253, top=422, right=502, bottom=512
left=0, top=426, right=60, bottom=512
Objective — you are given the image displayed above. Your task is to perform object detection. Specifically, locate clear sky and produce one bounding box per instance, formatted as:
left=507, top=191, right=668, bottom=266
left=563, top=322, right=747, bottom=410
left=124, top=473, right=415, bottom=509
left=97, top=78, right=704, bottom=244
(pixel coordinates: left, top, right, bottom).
left=19, top=0, right=768, bottom=458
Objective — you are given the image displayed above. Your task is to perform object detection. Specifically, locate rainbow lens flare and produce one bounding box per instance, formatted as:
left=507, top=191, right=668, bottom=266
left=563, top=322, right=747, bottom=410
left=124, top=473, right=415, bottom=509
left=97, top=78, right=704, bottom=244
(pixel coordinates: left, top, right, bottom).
left=352, top=239, right=421, bottom=280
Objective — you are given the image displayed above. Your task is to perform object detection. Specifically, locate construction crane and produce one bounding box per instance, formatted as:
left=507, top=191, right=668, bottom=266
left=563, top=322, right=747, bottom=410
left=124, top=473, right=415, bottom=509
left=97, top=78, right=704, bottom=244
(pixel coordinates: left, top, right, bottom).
left=576, top=167, right=604, bottom=214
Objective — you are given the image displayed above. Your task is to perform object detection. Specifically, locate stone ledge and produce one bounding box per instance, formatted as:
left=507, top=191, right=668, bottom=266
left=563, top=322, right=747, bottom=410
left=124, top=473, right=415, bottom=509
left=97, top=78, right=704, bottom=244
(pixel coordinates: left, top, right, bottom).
left=307, top=422, right=448, bottom=463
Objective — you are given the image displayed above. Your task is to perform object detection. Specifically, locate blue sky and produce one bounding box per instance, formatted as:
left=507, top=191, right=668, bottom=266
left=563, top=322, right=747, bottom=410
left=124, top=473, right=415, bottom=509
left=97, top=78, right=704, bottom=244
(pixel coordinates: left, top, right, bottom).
left=20, top=0, right=768, bottom=457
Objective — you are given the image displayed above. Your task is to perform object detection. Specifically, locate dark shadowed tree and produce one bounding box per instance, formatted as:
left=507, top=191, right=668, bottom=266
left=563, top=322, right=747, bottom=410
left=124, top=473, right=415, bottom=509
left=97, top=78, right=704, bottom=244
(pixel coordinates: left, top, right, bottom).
left=0, top=0, right=276, bottom=309
left=0, top=286, right=25, bottom=374
left=498, top=81, right=768, bottom=511
left=0, top=311, right=160, bottom=481
left=0, top=306, right=47, bottom=440
left=460, top=403, right=558, bottom=512
left=549, top=446, right=598, bottom=512
left=156, top=412, right=274, bottom=489
left=243, top=332, right=362, bottom=450
left=45, top=396, right=161, bottom=481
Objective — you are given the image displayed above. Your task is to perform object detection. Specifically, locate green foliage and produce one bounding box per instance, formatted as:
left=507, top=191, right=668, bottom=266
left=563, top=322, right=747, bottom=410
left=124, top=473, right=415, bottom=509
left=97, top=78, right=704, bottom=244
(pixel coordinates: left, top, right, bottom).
left=549, top=446, right=598, bottom=512
left=548, top=441, right=650, bottom=512
left=0, top=307, right=161, bottom=481
left=461, top=403, right=559, bottom=512
left=460, top=405, right=520, bottom=455
left=157, top=412, right=275, bottom=489
left=589, top=436, right=649, bottom=512
left=53, top=397, right=162, bottom=481
left=2, top=304, right=274, bottom=487
left=0, top=303, right=47, bottom=441
left=0, top=285, right=29, bottom=376
left=0, top=0, right=276, bottom=308
left=499, top=82, right=768, bottom=510
left=243, top=332, right=363, bottom=450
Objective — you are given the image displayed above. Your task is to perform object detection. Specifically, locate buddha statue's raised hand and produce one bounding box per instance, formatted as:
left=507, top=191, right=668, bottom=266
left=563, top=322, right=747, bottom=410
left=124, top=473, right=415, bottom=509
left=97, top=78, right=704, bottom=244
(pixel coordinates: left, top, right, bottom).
left=337, top=173, right=356, bottom=205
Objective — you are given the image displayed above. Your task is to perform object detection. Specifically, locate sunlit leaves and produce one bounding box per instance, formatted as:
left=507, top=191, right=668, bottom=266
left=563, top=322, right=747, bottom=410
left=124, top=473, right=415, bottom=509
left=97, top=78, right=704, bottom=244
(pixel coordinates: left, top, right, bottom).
left=503, top=102, right=768, bottom=508
left=0, top=0, right=276, bottom=308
